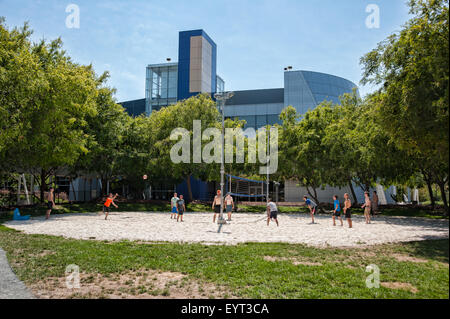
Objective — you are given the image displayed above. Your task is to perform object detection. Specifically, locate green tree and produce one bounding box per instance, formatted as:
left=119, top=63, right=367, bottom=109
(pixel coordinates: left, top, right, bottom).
left=149, top=94, right=221, bottom=201
left=360, top=0, right=449, bottom=212
left=0, top=20, right=39, bottom=172
left=73, top=81, right=131, bottom=197
left=279, top=103, right=339, bottom=210
left=0, top=20, right=100, bottom=201
left=324, top=91, right=415, bottom=204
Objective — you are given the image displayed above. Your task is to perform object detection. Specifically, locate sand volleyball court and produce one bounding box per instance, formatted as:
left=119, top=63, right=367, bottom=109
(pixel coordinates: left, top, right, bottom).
left=5, top=212, right=449, bottom=247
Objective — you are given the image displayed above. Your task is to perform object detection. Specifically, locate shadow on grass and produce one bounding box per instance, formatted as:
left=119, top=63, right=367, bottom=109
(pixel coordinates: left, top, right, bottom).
left=402, top=240, right=449, bottom=264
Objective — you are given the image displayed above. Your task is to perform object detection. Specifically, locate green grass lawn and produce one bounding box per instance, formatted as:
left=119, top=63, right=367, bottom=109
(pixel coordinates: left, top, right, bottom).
left=0, top=224, right=448, bottom=299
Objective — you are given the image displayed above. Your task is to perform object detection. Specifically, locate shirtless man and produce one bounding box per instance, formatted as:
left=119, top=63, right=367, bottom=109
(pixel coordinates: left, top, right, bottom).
left=45, top=187, right=56, bottom=220
left=343, top=193, right=352, bottom=228
left=361, top=191, right=372, bottom=224
left=224, top=193, right=234, bottom=221
left=211, top=190, right=223, bottom=223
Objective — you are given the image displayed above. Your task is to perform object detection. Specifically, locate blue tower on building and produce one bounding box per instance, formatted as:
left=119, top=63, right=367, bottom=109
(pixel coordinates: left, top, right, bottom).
left=177, top=30, right=217, bottom=101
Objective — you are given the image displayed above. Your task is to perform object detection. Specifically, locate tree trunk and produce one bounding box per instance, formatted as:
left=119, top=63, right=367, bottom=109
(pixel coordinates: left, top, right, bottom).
left=425, top=178, right=435, bottom=209
left=348, top=180, right=358, bottom=206
left=17, top=175, right=21, bottom=205
left=22, top=174, right=30, bottom=205
left=100, top=177, right=106, bottom=196
left=437, top=181, right=449, bottom=215
left=30, top=175, right=34, bottom=204
left=186, top=175, right=193, bottom=201
left=40, top=169, right=46, bottom=203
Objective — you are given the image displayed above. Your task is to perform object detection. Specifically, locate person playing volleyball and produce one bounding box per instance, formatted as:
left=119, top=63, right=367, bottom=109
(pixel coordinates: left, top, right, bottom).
left=303, top=195, right=317, bottom=224
left=170, top=192, right=179, bottom=219
left=211, top=190, right=223, bottom=223
left=176, top=195, right=186, bottom=222
left=343, top=193, right=353, bottom=228
left=361, top=191, right=372, bottom=224
left=332, top=195, right=343, bottom=226
left=101, top=193, right=118, bottom=220
left=266, top=198, right=279, bottom=226
left=45, top=187, right=56, bottom=220
left=225, top=193, right=234, bottom=221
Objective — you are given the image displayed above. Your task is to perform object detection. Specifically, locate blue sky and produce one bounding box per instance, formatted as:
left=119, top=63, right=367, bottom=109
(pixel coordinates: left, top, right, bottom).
left=0, top=0, right=411, bottom=101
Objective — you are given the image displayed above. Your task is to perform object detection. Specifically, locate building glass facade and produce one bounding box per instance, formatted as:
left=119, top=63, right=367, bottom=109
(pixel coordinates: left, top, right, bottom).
left=224, top=88, right=284, bottom=130
left=284, top=70, right=358, bottom=115
left=145, top=63, right=178, bottom=115
left=216, top=75, right=225, bottom=93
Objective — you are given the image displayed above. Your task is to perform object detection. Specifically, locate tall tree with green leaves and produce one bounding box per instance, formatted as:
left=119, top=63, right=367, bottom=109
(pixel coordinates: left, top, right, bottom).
left=1, top=20, right=100, bottom=201
left=324, top=91, right=416, bottom=204
left=279, top=103, right=339, bottom=210
left=360, top=0, right=449, bottom=212
left=73, top=80, right=131, bottom=197
left=149, top=94, right=221, bottom=201
left=0, top=19, right=40, bottom=173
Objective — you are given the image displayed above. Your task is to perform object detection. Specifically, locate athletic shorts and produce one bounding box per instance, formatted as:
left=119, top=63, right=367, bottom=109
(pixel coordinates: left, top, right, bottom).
left=171, top=207, right=177, bottom=213
left=178, top=210, right=184, bottom=215
left=103, top=205, right=110, bottom=214
left=226, top=205, right=232, bottom=212
left=270, top=211, right=278, bottom=219
left=214, top=205, right=221, bottom=214
left=333, top=211, right=341, bottom=217
left=345, top=208, right=351, bottom=219
left=47, top=201, right=53, bottom=209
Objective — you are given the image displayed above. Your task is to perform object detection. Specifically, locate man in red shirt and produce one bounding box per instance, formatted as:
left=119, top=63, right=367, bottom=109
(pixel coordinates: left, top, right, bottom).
left=101, top=193, right=118, bottom=220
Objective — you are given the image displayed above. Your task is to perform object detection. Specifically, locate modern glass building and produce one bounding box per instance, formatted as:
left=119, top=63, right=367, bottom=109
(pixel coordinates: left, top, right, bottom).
left=119, top=29, right=361, bottom=201
left=222, top=70, right=358, bottom=130
left=120, top=29, right=357, bottom=127
left=145, top=63, right=178, bottom=115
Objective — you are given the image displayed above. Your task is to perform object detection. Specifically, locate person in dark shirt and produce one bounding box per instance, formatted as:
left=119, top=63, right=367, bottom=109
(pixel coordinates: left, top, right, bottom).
left=176, top=195, right=186, bottom=222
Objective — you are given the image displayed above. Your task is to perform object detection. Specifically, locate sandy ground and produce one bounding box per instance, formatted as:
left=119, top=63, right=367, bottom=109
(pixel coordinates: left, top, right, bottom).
left=5, top=212, right=449, bottom=247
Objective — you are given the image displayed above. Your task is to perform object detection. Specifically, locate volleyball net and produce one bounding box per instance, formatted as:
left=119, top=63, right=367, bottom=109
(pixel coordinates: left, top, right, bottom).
left=226, top=174, right=267, bottom=199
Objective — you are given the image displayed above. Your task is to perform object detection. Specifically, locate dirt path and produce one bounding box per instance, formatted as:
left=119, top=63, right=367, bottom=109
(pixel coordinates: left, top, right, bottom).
left=0, top=248, right=35, bottom=299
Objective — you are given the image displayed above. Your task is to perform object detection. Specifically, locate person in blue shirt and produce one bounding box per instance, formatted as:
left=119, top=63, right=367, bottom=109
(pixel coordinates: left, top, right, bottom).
left=332, top=195, right=343, bottom=226
left=303, top=196, right=317, bottom=224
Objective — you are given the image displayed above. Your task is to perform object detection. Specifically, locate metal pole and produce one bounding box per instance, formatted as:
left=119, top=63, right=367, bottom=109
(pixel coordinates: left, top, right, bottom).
left=219, top=97, right=225, bottom=222
left=214, top=92, right=233, bottom=226
left=266, top=126, right=269, bottom=205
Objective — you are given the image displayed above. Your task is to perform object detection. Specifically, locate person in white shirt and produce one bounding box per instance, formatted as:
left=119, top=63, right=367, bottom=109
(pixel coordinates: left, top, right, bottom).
left=170, top=193, right=179, bottom=219
left=266, top=198, right=279, bottom=226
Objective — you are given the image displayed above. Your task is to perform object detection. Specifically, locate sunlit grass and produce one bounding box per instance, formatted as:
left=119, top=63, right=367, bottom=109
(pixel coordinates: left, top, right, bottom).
left=0, top=224, right=447, bottom=299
